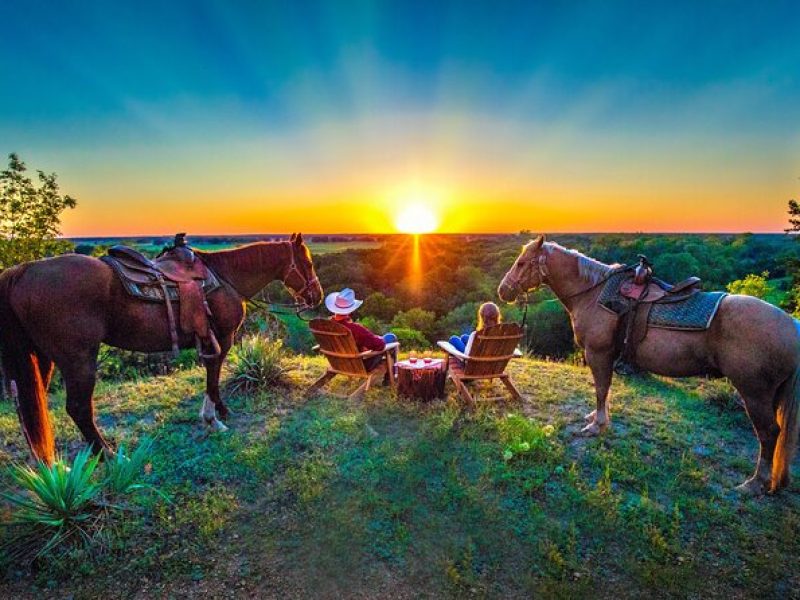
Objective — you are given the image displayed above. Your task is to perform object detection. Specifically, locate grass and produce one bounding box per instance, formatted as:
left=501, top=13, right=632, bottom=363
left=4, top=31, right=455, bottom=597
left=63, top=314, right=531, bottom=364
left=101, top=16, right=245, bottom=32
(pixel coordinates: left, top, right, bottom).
left=0, top=356, right=799, bottom=598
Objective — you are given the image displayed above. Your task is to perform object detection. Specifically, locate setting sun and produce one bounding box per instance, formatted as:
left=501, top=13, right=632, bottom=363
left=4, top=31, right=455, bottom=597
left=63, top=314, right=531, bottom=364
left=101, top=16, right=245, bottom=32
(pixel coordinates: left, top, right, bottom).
left=395, top=203, right=439, bottom=234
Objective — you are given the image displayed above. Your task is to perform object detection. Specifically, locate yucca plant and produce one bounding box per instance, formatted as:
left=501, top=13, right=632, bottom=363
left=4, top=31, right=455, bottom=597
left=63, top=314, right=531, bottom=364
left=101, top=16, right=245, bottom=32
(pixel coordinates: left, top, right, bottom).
left=227, top=335, right=291, bottom=393
left=103, top=437, right=165, bottom=499
left=1, top=447, right=103, bottom=558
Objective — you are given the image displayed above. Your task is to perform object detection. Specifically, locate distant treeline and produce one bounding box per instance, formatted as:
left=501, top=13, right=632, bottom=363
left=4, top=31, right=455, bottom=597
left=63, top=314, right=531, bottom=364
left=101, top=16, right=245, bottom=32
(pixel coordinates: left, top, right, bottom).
left=263, top=233, right=799, bottom=359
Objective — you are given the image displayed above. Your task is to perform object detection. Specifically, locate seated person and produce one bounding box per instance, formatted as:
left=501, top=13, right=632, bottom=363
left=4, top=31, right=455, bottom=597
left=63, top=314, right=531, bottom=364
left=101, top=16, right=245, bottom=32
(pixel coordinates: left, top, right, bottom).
left=449, top=302, right=501, bottom=356
left=325, top=288, right=397, bottom=370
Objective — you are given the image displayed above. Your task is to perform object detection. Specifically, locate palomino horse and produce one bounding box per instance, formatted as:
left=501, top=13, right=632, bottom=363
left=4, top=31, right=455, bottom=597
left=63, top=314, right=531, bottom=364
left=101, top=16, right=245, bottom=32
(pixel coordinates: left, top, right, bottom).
left=498, top=236, right=800, bottom=495
left=0, top=233, right=322, bottom=464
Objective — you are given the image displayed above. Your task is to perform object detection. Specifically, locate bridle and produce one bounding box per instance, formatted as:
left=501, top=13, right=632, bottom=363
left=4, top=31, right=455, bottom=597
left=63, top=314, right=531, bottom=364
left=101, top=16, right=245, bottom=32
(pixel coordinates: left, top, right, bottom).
left=503, top=246, right=617, bottom=303
left=280, top=241, right=320, bottom=307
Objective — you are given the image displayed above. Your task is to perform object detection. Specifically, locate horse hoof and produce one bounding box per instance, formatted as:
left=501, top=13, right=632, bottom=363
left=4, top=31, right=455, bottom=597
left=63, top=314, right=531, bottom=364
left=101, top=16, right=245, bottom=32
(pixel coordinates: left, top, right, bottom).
left=204, top=417, right=229, bottom=433
left=579, top=420, right=607, bottom=437
left=735, top=479, right=767, bottom=497
left=584, top=410, right=596, bottom=422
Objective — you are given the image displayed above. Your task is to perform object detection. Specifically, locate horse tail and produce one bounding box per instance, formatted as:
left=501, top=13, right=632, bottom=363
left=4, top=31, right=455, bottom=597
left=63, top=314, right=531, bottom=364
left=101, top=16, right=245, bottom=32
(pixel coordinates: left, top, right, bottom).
left=771, top=363, right=800, bottom=492
left=0, top=267, right=55, bottom=464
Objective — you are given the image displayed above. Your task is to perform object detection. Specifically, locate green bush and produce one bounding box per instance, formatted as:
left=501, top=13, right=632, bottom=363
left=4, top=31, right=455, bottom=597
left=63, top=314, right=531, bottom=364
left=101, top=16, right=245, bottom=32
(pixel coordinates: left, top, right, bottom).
left=227, top=336, right=290, bottom=393
left=2, top=448, right=103, bottom=558
left=392, top=327, right=430, bottom=350
left=97, top=346, right=196, bottom=381
left=391, top=308, right=437, bottom=342
left=103, top=438, right=163, bottom=498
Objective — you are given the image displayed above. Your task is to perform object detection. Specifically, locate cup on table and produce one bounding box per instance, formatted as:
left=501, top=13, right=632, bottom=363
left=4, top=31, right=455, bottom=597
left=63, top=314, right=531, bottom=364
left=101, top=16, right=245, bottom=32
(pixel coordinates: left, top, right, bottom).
left=409, top=351, right=418, bottom=364
left=423, top=350, right=432, bottom=364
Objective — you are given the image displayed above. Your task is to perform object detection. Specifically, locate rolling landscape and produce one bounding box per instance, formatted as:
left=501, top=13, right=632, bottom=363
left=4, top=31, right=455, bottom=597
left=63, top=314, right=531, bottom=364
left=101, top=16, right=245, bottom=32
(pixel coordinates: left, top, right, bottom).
left=2, top=1, right=800, bottom=599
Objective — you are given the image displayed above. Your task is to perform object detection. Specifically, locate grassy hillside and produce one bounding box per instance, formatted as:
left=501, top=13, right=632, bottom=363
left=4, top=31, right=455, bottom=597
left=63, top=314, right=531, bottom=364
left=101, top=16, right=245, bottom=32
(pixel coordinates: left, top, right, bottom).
left=1, top=356, right=799, bottom=598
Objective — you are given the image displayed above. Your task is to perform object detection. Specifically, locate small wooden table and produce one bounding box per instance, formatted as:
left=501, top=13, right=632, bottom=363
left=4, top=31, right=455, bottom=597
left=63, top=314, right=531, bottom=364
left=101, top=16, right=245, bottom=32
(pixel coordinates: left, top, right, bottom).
left=395, top=358, right=447, bottom=401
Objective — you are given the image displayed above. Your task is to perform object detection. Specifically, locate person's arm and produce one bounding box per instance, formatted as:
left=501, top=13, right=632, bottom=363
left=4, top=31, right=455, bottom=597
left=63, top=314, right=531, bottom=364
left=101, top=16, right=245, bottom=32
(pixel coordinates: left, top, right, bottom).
left=349, top=322, right=387, bottom=352
left=464, top=331, right=477, bottom=355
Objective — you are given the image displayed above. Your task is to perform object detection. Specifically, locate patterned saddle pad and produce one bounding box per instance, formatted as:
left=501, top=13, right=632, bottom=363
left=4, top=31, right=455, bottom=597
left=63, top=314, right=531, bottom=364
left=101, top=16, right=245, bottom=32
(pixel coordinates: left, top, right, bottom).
left=598, top=270, right=727, bottom=331
left=101, top=255, right=222, bottom=303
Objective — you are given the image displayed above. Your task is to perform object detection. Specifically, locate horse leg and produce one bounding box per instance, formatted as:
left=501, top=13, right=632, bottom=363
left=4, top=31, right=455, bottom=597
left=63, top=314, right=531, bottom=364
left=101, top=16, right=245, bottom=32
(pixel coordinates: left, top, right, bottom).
left=62, top=352, right=110, bottom=455
left=199, top=334, right=232, bottom=432
left=582, top=349, right=614, bottom=436
left=736, top=388, right=780, bottom=495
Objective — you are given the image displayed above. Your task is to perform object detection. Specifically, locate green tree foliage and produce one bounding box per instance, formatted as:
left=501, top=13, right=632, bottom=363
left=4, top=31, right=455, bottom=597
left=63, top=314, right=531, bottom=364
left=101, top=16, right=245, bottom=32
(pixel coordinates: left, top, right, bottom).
left=727, top=272, right=771, bottom=299
left=362, top=292, right=401, bottom=322
left=391, top=307, right=438, bottom=342
left=786, top=199, right=800, bottom=234
left=0, top=153, right=77, bottom=268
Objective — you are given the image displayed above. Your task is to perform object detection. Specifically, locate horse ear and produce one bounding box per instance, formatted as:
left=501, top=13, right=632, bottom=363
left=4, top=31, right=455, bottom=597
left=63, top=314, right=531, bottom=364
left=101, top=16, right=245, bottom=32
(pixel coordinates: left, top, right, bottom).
left=533, top=235, right=545, bottom=250
left=294, top=232, right=304, bottom=246
left=289, top=232, right=297, bottom=242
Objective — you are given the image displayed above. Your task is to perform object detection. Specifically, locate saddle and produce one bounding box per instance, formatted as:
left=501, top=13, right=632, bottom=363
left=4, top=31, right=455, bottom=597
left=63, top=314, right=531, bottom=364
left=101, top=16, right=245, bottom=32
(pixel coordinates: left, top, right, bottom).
left=602, top=256, right=710, bottom=374
left=101, top=233, right=223, bottom=360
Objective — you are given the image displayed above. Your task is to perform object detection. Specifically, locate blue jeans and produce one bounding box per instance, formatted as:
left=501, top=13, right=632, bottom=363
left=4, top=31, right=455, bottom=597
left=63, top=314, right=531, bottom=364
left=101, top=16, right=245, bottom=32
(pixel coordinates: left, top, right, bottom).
left=449, top=334, right=470, bottom=353
left=365, top=332, right=398, bottom=371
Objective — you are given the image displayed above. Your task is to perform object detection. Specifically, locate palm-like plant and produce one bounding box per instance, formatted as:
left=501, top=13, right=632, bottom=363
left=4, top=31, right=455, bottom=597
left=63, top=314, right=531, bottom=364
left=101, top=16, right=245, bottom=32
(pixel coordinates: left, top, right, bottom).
left=227, top=335, right=290, bottom=393
left=2, top=447, right=102, bottom=557
left=103, top=437, right=165, bottom=498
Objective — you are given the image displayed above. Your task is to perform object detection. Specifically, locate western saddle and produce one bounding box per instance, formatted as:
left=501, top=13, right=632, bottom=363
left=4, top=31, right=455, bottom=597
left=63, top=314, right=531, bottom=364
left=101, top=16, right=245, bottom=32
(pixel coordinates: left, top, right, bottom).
left=101, top=233, right=223, bottom=360
left=614, top=255, right=702, bottom=373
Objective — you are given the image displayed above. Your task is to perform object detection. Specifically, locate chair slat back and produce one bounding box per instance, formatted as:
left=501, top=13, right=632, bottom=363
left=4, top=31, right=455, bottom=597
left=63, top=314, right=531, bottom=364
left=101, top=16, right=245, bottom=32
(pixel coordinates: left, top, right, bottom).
left=464, top=322, right=523, bottom=377
left=309, top=319, right=368, bottom=375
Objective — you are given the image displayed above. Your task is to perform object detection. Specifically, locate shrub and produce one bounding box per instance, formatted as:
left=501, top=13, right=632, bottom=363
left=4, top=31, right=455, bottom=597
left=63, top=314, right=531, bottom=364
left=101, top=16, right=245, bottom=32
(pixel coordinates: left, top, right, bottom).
left=103, top=438, right=164, bottom=498
left=97, top=345, right=196, bottom=380
left=391, top=308, right=437, bottom=342
left=727, top=271, right=771, bottom=299
left=391, top=327, right=430, bottom=350
left=227, top=336, right=290, bottom=393
left=1, top=447, right=103, bottom=558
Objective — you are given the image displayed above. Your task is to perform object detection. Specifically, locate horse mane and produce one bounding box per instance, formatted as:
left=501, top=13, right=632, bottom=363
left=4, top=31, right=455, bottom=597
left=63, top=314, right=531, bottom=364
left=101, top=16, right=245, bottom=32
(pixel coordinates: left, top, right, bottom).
left=196, top=242, right=285, bottom=277
left=544, top=241, right=617, bottom=285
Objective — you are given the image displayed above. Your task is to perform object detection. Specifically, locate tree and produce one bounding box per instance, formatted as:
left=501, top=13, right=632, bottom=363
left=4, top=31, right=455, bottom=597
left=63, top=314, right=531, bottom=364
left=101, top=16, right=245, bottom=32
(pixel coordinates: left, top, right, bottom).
left=786, top=199, right=800, bottom=234
left=0, top=153, right=77, bottom=269
left=727, top=272, right=771, bottom=299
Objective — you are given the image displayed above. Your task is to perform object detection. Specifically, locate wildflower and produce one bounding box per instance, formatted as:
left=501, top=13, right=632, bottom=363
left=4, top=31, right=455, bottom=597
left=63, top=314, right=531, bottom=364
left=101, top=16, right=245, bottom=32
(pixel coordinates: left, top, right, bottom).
left=503, top=449, right=514, bottom=461
left=542, top=424, right=555, bottom=437
left=519, top=442, right=530, bottom=452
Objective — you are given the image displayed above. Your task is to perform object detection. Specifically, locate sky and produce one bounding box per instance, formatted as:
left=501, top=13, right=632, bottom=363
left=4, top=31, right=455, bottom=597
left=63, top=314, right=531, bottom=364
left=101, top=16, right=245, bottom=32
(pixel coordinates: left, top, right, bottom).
left=1, top=0, right=799, bottom=235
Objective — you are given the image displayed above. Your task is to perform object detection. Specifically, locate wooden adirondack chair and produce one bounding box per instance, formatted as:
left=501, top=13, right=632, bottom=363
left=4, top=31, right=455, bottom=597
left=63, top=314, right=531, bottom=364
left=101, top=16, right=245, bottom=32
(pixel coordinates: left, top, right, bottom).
left=306, top=318, right=399, bottom=400
left=437, top=322, right=524, bottom=405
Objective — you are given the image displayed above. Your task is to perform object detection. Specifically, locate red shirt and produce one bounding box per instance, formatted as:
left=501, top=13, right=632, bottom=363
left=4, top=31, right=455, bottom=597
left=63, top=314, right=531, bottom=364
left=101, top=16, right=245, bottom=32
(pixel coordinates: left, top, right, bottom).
left=333, top=315, right=386, bottom=352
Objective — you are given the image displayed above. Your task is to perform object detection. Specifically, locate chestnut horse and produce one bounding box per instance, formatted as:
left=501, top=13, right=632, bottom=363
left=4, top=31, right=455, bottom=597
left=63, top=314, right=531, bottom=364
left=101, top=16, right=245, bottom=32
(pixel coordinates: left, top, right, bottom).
left=0, top=233, right=322, bottom=464
left=499, top=236, right=800, bottom=495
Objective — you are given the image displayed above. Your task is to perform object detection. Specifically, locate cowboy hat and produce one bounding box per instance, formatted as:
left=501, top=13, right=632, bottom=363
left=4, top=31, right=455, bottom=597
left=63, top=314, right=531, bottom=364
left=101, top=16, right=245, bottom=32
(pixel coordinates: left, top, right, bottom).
left=325, top=288, right=363, bottom=315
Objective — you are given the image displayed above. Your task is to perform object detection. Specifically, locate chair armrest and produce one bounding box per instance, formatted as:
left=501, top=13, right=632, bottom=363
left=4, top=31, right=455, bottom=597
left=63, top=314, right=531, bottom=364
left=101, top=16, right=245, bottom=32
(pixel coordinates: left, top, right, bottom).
left=383, top=341, right=400, bottom=352
left=513, top=348, right=523, bottom=358
left=437, top=341, right=468, bottom=362
left=312, top=344, right=320, bottom=352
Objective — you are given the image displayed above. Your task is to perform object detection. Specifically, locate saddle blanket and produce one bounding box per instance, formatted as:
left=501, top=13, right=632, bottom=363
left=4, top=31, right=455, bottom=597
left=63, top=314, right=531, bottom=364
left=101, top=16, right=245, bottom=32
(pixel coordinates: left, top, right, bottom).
left=101, top=255, right=222, bottom=303
left=598, top=270, right=727, bottom=331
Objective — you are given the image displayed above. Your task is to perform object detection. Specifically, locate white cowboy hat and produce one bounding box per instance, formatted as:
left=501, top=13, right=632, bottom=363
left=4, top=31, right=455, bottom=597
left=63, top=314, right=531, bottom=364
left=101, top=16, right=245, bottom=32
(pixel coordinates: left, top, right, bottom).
left=325, top=288, right=363, bottom=315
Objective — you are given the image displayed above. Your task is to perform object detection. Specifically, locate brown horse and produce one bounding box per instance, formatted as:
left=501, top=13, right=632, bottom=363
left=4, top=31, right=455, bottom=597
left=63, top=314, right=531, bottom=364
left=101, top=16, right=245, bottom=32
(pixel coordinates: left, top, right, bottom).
left=499, top=236, right=800, bottom=495
left=0, top=233, right=322, bottom=464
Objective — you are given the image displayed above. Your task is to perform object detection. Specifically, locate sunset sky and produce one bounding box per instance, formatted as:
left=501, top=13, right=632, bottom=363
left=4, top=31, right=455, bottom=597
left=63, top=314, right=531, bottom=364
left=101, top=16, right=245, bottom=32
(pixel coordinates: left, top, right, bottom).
left=2, top=1, right=799, bottom=235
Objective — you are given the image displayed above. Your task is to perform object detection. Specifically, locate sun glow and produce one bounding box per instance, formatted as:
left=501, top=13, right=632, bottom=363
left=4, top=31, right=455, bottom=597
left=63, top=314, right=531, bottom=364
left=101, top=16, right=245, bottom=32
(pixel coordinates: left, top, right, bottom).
left=394, top=203, right=439, bottom=234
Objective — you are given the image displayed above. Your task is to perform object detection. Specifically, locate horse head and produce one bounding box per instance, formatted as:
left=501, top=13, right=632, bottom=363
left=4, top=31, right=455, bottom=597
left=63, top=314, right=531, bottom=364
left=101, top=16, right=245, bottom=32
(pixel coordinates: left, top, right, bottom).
left=284, top=232, right=323, bottom=308
left=498, top=235, right=547, bottom=302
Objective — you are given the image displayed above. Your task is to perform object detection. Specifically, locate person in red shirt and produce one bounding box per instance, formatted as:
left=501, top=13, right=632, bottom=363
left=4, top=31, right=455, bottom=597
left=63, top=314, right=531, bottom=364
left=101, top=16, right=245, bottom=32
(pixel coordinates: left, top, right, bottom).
left=325, top=288, right=398, bottom=370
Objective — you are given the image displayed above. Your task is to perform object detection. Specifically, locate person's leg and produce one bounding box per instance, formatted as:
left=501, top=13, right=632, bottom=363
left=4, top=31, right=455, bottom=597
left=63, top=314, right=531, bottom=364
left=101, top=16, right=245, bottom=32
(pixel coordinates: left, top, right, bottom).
left=449, top=335, right=466, bottom=353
